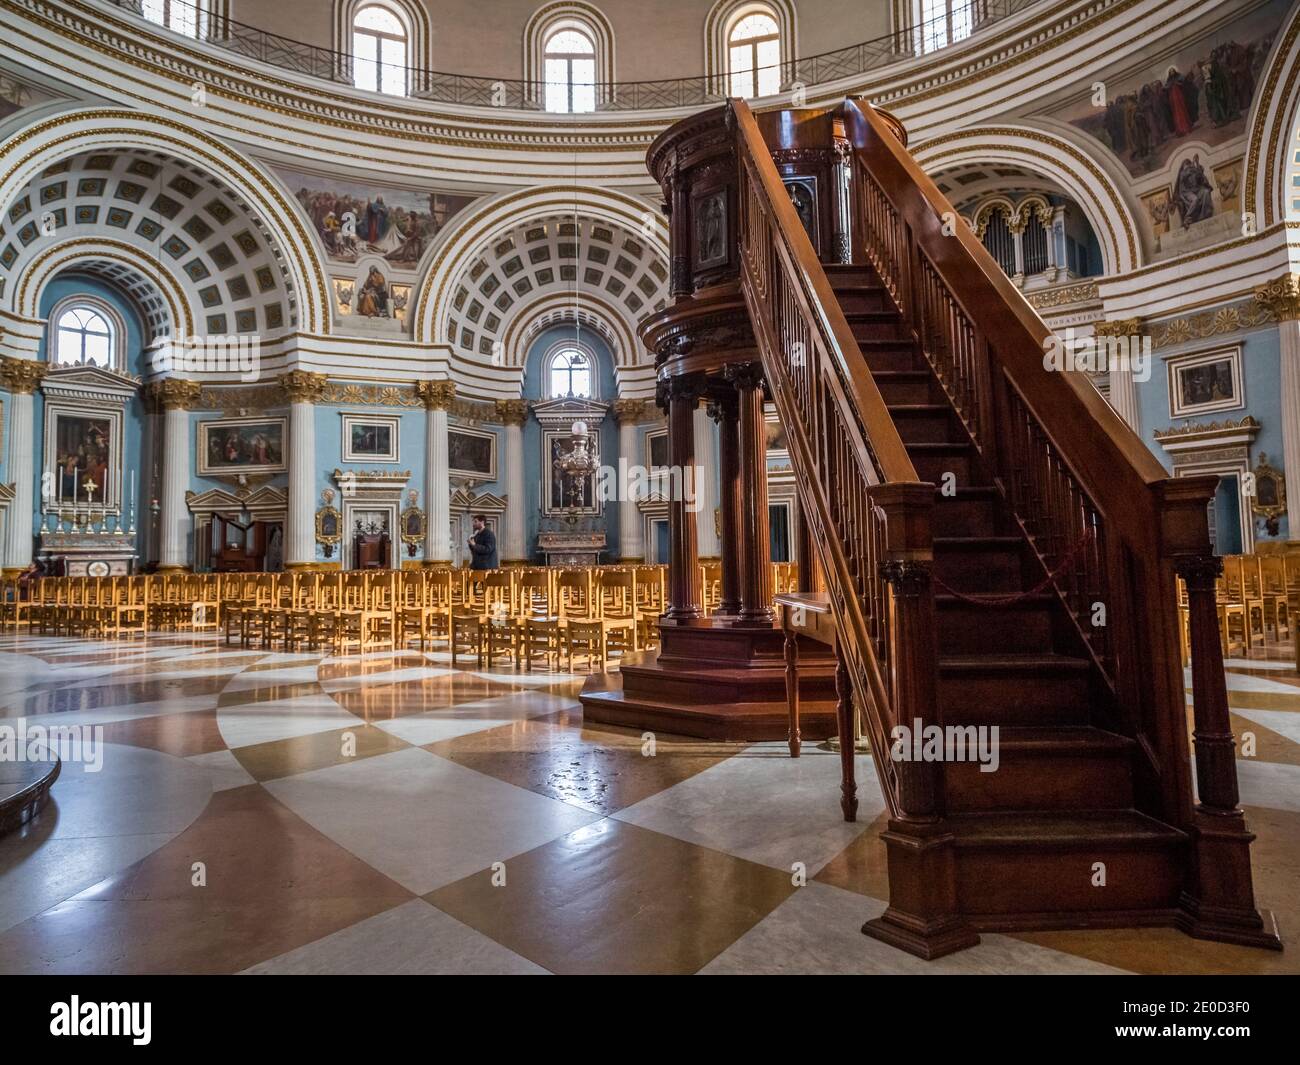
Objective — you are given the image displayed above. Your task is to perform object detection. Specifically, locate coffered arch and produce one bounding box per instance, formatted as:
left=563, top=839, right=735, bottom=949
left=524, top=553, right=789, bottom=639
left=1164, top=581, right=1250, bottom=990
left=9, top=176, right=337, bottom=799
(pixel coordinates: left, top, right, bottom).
left=0, top=108, right=330, bottom=334
left=415, top=185, right=669, bottom=359
left=913, top=124, right=1143, bottom=275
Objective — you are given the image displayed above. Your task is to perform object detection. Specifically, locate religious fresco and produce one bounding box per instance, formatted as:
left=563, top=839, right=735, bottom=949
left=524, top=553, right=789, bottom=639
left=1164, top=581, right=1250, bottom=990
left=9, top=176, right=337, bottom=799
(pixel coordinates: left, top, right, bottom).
left=274, top=167, right=477, bottom=266
left=1057, top=0, right=1284, bottom=177
left=0, top=75, right=55, bottom=122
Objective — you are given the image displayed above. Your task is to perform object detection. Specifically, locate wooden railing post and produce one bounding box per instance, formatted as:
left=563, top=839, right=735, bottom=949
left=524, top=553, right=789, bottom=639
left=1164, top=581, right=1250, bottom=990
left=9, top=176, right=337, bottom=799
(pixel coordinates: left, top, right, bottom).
left=861, top=482, right=979, bottom=959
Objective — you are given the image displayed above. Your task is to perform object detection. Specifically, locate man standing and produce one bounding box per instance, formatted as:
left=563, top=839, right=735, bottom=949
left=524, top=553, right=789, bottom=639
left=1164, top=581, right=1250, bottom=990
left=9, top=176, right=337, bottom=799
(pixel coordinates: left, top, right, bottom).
left=467, top=514, right=497, bottom=570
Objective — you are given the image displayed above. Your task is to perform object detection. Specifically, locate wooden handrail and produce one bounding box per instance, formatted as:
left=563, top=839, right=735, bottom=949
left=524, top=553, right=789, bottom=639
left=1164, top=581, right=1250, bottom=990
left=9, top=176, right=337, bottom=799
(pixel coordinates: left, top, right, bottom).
left=840, top=97, right=1224, bottom=833
left=731, top=98, right=941, bottom=824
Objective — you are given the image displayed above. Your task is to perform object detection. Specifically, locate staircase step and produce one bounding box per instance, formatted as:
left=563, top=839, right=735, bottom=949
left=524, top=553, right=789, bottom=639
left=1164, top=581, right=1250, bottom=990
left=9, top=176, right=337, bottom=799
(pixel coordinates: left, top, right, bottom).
left=873, top=370, right=938, bottom=405
left=831, top=284, right=892, bottom=314
left=933, top=485, right=1001, bottom=537
left=847, top=311, right=908, bottom=341
left=936, top=592, right=1056, bottom=654
left=934, top=535, right=1026, bottom=592
left=938, top=653, right=1093, bottom=726
left=948, top=810, right=1186, bottom=920
left=856, top=338, right=920, bottom=372
left=906, top=442, right=975, bottom=485
left=944, top=726, right=1135, bottom=813
left=889, top=404, right=961, bottom=444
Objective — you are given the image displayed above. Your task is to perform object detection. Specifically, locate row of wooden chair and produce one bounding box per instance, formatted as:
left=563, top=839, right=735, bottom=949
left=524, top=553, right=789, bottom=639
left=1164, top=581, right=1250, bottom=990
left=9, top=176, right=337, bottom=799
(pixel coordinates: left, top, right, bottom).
left=1177, top=552, right=1296, bottom=659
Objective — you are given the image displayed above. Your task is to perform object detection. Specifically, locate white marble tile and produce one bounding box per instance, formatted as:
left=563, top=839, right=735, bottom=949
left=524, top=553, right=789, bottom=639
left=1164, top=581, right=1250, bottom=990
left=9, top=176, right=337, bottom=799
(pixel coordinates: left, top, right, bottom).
left=263, top=746, right=600, bottom=895
left=222, top=665, right=323, bottom=690
left=700, top=882, right=1130, bottom=975
left=1230, top=707, right=1300, bottom=746
left=319, top=666, right=456, bottom=692
left=1235, top=759, right=1300, bottom=813
left=240, top=898, right=548, bottom=975
left=218, top=693, right=362, bottom=749
left=614, top=742, right=880, bottom=875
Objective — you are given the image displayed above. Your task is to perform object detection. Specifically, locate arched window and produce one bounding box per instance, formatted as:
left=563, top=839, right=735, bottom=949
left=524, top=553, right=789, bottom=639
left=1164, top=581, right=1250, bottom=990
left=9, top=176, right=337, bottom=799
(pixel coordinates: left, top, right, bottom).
left=543, top=26, right=596, bottom=114
left=54, top=304, right=116, bottom=368
left=728, top=12, right=781, bottom=99
left=141, top=0, right=201, bottom=37
left=353, top=5, right=408, bottom=95
left=548, top=348, right=592, bottom=397
left=918, top=0, right=975, bottom=54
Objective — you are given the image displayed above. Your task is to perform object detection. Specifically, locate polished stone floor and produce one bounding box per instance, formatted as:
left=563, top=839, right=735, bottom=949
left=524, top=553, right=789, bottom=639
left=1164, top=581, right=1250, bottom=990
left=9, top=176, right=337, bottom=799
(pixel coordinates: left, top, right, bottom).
left=0, top=631, right=1296, bottom=974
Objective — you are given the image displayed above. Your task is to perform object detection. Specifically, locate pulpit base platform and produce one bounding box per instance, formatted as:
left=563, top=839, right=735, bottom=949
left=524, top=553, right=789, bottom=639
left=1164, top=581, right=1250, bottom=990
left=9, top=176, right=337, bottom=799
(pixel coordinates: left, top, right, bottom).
left=580, top=619, right=838, bottom=741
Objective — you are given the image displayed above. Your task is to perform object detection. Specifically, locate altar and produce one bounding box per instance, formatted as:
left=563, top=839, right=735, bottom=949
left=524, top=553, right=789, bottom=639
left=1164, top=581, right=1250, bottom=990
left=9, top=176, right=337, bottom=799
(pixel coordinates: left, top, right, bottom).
left=537, top=531, right=605, bottom=567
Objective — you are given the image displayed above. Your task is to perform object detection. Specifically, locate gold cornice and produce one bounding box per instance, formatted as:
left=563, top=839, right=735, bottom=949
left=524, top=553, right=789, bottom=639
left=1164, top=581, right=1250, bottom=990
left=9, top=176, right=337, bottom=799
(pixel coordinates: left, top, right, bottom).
left=1149, top=300, right=1276, bottom=349
left=147, top=377, right=202, bottom=410
left=611, top=398, right=650, bottom=424
left=1153, top=415, right=1261, bottom=442
left=494, top=398, right=529, bottom=425
left=1093, top=317, right=1143, bottom=337
left=416, top=379, right=456, bottom=410
left=1255, top=274, right=1300, bottom=322
left=278, top=370, right=329, bottom=404
left=0, top=355, right=46, bottom=393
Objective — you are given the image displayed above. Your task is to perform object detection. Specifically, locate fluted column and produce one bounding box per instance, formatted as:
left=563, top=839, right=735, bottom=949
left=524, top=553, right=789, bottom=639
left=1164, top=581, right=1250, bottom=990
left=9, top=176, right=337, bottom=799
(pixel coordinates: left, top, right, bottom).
left=662, top=375, right=705, bottom=621
left=693, top=401, right=721, bottom=560
left=728, top=362, right=773, bottom=624
left=0, top=357, right=46, bottom=576
left=279, top=371, right=328, bottom=569
left=495, top=398, right=530, bottom=564
left=1095, top=318, right=1142, bottom=433
left=612, top=399, right=647, bottom=562
left=146, top=378, right=202, bottom=572
left=707, top=389, right=741, bottom=614
left=1256, top=276, right=1300, bottom=534
left=418, top=380, right=455, bottom=565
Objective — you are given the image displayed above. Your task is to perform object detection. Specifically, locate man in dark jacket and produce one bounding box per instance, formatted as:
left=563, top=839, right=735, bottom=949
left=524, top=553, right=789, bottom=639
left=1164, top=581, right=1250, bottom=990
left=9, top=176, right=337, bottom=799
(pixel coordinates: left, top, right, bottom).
left=467, top=514, right=498, bottom=570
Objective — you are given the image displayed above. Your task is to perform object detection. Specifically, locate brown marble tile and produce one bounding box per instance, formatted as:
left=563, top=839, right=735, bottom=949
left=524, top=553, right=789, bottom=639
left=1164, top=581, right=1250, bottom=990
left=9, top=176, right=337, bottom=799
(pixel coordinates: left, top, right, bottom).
left=96, top=709, right=228, bottom=758
left=231, top=724, right=411, bottom=781
left=216, top=682, right=325, bottom=708
left=1216, top=689, right=1300, bottom=712
left=329, top=674, right=523, bottom=720
left=1182, top=706, right=1300, bottom=767
left=10, top=676, right=231, bottom=718
left=426, top=709, right=742, bottom=814
left=317, top=654, right=423, bottom=682
left=425, top=818, right=796, bottom=974
left=812, top=809, right=891, bottom=900
left=0, top=784, right=413, bottom=974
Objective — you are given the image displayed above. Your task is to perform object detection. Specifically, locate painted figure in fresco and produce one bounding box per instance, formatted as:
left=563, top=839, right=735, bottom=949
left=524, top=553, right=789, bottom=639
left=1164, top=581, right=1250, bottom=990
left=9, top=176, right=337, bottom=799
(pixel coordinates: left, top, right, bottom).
left=357, top=266, right=390, bottom=317
left=1173, top=155, right=1216, bottom=227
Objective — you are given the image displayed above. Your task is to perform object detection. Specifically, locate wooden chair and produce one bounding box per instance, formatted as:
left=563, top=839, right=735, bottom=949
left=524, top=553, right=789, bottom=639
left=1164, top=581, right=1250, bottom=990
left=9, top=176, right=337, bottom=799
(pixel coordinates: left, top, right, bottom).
left=518, top=569, right=564, bottom=672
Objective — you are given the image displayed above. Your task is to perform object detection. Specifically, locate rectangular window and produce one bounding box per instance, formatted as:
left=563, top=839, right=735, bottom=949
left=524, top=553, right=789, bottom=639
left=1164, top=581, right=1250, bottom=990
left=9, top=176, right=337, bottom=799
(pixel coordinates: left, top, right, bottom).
left=571, top=57, right=596, bottom=113
left=354, top=34, right=379, bottom=92
left=729, top=44, right=755, bottom=99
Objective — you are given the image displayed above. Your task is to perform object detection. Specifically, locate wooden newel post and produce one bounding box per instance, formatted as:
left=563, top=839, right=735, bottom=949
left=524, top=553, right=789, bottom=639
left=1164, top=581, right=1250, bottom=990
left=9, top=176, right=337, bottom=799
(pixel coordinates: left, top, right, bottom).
left=860, top=482, right=979, bottom=960
left=1156, top=477, right=1281, bottom=949
left=1176, top=555, right=1240, bottom=814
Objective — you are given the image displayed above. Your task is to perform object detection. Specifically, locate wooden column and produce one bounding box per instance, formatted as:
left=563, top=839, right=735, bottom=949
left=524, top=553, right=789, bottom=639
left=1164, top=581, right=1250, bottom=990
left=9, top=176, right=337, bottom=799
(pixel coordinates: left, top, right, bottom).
left=728, top=362, right=773, bottom=624
left=663, top=374, right=704, bottom=621
left=708, top=388, right=742, bottom=615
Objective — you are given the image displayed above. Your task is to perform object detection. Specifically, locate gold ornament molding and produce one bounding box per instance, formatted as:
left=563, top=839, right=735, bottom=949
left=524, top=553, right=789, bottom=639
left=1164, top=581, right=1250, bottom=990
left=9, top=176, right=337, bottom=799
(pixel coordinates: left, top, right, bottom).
left=416, top=379, right=456, bottom=410
left=1254, top=274, right=1300, bottom=322
left=147, top=377, right=202, bottom=411
left=1149, top=301, right=1277, bottom=349
left=278, top=370, right=328, bottom=404
left=0, top=355, right=46, bottom=394
left=494, top=398, right=530, bottom=426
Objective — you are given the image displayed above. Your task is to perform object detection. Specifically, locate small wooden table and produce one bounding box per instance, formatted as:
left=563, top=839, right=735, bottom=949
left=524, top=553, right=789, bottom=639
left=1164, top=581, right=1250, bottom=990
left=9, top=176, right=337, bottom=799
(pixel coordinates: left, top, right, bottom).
left=776, top=591, right=859, bottom=822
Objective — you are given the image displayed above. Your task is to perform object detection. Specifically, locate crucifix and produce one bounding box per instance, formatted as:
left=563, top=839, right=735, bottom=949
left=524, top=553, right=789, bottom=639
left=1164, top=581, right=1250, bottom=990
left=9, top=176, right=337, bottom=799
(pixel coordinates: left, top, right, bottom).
left=81, top=476, right=99, bottom=506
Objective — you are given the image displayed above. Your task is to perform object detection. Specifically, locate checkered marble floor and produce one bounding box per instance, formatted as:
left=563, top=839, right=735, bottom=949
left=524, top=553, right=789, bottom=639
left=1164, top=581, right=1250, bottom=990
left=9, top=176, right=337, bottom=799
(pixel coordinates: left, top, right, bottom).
left=0, top=631, right=1296, bottom=974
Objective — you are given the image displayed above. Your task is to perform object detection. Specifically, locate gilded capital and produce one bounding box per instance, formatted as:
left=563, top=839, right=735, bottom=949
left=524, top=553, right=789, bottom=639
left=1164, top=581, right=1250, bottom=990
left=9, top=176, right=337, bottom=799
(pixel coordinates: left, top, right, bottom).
left=494, top=398, right=529, bottom=426
left=147, top=377, right=202, bottom=411
left=0, top=356, right=46, bottom=394
left=278, top=370, right=329, bottom=404
left=1255, top=274, right=1300, bottom=322
left=1093, top=318, right=1144, bottom=337
left=611, top=398, right=648, bottom=424
left=417, top=379, right=456, bottom=410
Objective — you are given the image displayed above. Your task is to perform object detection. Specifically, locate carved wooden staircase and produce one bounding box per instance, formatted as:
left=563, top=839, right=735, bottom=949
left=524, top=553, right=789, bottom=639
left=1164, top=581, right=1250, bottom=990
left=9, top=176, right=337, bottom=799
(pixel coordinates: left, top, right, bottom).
left=731, top=98, right=1281, bottom=958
